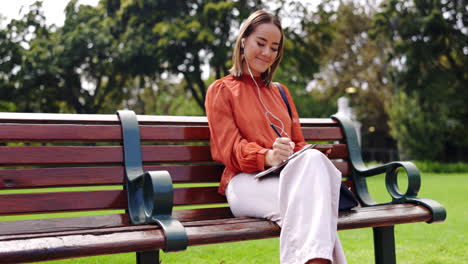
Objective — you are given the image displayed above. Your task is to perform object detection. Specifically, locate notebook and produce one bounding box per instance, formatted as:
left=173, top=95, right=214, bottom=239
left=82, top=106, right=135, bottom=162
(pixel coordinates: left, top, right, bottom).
left=254, top=144, right=317, bottom=179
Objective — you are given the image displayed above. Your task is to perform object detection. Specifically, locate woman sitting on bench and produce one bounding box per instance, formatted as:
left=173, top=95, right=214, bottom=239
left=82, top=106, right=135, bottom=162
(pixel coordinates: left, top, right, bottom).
left=205, top=10, right=347, bottom=264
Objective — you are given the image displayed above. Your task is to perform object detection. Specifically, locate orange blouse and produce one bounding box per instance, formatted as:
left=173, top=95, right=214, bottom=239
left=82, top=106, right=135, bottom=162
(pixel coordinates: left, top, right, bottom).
left=205, top=74, right=308, bottom=195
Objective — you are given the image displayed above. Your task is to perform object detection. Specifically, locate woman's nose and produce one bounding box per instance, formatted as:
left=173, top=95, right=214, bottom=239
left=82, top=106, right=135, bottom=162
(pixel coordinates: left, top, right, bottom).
left=261, top=46, right=272, bottom=57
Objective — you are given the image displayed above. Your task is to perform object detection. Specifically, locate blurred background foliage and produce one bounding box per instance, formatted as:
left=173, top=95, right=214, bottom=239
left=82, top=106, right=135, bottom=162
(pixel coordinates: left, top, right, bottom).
left=0, top=0, right=466, bottom=162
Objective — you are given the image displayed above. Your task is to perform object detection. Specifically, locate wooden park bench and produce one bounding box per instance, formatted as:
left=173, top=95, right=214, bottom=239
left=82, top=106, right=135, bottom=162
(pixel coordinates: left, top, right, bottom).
left=0, top=111, right=446, bottom=264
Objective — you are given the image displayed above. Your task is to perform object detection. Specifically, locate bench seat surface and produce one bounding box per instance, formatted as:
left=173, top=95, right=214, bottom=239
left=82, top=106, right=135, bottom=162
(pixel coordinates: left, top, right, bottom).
left=0, top=204, right=431, bottom=263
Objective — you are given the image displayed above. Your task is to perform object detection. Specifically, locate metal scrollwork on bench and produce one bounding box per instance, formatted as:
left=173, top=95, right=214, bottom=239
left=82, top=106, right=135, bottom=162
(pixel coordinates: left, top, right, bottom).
left=331, top=114, right=447, bottom=223
left=117, top=110, right=188, bottom=252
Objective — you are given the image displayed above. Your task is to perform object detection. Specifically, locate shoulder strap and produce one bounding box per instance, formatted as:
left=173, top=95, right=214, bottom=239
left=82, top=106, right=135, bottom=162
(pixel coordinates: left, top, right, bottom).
left=274, top=82, right=292, bottom=119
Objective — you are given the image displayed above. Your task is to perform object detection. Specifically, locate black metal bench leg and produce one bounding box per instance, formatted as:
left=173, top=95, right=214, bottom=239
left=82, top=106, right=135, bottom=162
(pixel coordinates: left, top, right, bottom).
left=373, top=226, right=396, bottom=264
left=136, top=250, right=160, bottom=264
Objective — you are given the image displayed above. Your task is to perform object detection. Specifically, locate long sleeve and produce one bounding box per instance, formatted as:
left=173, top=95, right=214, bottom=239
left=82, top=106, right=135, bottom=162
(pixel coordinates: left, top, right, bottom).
left=205, top=80, right=269, bottom=173
left=206, top=75, right=308, bottom=195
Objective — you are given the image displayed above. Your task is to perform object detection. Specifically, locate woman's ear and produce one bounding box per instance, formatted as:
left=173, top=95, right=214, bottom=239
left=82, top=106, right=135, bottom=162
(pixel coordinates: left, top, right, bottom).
left=241, top=38, right=245, bottom=48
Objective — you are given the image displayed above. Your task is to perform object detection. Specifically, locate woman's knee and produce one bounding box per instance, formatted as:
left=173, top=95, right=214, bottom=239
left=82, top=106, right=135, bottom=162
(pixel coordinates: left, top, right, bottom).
left=299, top=149, right=328, bottom=164
left=306, top=148, right=325, bottom=158
left=294, top=149, right=341, bottom=181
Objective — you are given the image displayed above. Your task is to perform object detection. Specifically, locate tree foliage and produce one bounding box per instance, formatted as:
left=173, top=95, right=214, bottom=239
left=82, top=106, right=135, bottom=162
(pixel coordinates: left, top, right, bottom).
left=0, top=0, right=334, bottom=115
left=374, top=0, right=468, bottom=160
left=294, top=0, right=398, bottom=161
left=386, top=91, right=447, bottom=160
left=0, top=2, right=60, bottom=112
left=102, top=0, right=262, bottom=111
left=0, top=0, right=466, bottom=161
left=275, top=0, right=336, bottom=118
left=0, top=1, right=123, bottom=113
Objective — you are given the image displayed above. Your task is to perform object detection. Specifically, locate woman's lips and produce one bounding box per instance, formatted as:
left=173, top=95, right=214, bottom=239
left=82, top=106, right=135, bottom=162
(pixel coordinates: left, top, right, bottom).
left=255, top=57, right=270, bottom=65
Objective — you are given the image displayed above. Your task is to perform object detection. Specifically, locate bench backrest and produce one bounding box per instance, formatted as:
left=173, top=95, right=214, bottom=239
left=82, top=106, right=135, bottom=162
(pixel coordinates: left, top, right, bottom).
left=0, top=113, right=350, bottom=223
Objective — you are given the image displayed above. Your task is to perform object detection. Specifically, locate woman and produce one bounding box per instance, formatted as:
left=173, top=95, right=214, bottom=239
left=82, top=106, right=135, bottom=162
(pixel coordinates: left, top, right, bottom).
left=205, top=10, right=347, bottom=264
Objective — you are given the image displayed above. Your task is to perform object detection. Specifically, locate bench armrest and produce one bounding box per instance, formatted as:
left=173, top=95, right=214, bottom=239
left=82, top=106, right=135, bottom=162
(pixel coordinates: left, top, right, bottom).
left=331, top=114, right=446, bottom=223
left=117, top=110, right=188, bottom=251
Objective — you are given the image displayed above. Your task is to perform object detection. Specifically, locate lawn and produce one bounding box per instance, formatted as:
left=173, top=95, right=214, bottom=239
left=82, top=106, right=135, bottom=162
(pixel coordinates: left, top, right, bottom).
left=5, top=172, right=467, bottom=264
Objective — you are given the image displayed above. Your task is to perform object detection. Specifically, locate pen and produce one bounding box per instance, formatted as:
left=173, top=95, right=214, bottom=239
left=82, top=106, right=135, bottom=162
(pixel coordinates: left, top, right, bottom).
left=270, top=123, right=282, bottom=137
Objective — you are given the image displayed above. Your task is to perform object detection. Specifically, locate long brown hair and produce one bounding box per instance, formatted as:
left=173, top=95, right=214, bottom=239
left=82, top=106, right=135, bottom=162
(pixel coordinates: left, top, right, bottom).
left=229, top=10, right=284, bottom=87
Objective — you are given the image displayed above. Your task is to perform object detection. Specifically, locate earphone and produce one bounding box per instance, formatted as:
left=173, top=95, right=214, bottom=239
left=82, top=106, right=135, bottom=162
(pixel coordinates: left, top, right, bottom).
left=241, top=38, right=289, bottom=137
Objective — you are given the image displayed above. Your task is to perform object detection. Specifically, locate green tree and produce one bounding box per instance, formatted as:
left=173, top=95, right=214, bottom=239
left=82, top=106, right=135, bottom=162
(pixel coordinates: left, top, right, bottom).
left=0, top=1, right=126, bottom=114
left=103, top=0, right=335, bottom=113
left=0, top=1, right=63, bottom=112
left=275, top=0, right=336, bottom=118
left=0, top=18, right=20, bottom=111
left=374, top=0, right=468, bottom=161
left=58, top=0, right=126, bottom=113
left=321, top=0, right=398, bottom=158
left=103, top=0, right=264, bottom=111
left=0, top=0, right=346, bottom=118
left=295, top=0, right=394, bottom=130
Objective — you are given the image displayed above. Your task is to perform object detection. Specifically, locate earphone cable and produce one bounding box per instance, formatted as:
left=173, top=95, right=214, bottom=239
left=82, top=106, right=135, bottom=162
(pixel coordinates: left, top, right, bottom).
left=244, top=57, right=289, bottom=138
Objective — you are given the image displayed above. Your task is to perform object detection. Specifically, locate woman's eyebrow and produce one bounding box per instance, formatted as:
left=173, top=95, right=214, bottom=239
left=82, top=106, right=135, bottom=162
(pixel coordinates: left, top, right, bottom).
left=256, top=36, right=280, bottom=46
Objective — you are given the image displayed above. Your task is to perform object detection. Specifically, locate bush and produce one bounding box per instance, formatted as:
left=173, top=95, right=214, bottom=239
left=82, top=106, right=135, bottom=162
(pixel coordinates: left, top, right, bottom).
left=386, top=91, right=448, bottom=160
left=365, top=161, right=468, bottom=173
left=411, top=161, right=468, bottom=173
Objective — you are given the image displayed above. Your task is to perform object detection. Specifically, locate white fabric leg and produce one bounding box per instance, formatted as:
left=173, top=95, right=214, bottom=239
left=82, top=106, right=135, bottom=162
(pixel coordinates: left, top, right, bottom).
left=226, top=172, right=282, bottom=224
left=226, top=149, right=346, bottom=264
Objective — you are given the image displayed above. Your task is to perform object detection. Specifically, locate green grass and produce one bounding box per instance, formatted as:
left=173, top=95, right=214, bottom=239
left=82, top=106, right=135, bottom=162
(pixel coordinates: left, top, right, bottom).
left=5, top=173, right=467, bottom=263
left=340, top=172, right=468, bottom=264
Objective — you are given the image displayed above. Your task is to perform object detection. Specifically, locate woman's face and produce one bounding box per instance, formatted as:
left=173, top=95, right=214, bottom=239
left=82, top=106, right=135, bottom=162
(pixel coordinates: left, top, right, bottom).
left=242, top=23, right=282, bottom=77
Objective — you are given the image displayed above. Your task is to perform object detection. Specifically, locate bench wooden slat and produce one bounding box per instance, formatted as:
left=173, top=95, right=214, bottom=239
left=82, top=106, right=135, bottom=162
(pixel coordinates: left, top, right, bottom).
left=174, top=187, right=226, bottom=205
left=0, top=204, right=432, bottom=263
left=0, top=187, right=227, bottom=215
left=0, top=144, right=348, bottom=166
left=302, top=127, right=343, bottom=140
left=0, top=167, right=125, bottom=189
left=0, top=165, right=225, bottom=189
left=0, top=113, right=209, bottom=125
left=0, top=207, right=233, bottom=237
left=0, top=218, right=262, bottom=243
left=0, top=124, right=344, bottom=142
left=0, top=113, right=337, bottom=126
left=0, top=219, right=278, bottom=263
left=0, top=145, right=213, bottom=165
left=0, top=161, right=350, bottom=190
left=0, top=204, right=430, bottom=240
left=338, top=204, right=432, bottom=229
left=0, top=124, right=211, bottom=142
left=334, top=161, right=350, bottom=178
left=0, top=124, right=121, bottom=142
left=0, top=191, right=127, bottom=215
left=0, top=227, right=167, bottom=263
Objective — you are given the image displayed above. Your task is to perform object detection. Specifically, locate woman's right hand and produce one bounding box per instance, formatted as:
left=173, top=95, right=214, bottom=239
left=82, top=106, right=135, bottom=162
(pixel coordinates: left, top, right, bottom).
left=265, top=137, right=294, bottom=167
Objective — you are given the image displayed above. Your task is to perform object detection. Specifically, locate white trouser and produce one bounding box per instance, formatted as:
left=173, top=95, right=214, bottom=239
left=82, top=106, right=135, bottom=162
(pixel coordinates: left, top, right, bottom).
left=226, top=149, right=347, bottom=264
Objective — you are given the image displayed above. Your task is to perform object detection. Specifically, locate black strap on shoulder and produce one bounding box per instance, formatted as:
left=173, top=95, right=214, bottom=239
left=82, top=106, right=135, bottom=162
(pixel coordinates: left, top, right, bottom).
left=274, top=82, right=292, bottom=119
